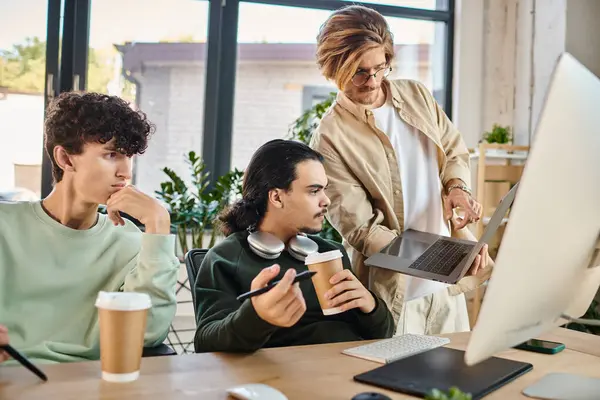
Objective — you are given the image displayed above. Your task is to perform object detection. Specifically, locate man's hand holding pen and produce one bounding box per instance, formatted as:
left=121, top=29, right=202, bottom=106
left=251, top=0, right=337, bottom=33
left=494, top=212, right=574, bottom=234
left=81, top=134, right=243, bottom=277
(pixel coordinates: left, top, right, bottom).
left=250, top=265, right=307, bottom=328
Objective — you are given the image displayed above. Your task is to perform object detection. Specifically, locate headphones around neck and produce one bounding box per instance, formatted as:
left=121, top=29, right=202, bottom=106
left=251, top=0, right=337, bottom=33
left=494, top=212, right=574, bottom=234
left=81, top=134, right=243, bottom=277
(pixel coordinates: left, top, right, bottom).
left=247, top=231, right=319, bottom=261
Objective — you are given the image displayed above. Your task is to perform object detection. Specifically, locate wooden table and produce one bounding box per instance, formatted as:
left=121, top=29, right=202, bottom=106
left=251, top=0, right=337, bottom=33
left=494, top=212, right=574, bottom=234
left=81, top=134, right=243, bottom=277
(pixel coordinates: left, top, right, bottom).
left=2, top=328, right=600, bottom=400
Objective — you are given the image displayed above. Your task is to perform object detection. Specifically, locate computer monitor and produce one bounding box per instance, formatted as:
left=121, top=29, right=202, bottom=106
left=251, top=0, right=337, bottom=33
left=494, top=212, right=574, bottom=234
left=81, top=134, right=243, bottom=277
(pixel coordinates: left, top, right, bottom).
left=465, top=52, right=600, bottom=366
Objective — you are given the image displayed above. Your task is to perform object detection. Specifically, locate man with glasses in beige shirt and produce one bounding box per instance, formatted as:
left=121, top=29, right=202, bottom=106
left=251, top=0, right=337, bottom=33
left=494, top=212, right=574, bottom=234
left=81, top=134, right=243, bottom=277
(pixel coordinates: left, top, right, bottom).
left=310, top=5, right=492, bottom=335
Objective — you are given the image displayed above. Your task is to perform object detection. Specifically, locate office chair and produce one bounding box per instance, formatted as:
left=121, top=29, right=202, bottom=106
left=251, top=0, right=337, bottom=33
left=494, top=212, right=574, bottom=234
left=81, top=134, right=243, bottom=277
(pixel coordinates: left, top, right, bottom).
left=184, top=249, right=209, bottom=316
left=142, top=343, right=177, bottom=357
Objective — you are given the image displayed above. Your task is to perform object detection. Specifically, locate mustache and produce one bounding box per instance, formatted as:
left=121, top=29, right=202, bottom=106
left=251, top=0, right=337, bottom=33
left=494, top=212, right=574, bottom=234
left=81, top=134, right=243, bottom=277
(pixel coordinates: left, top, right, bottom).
left=359, top=86, right=378, bottom=93
left=314, top=209, right=328, bottom=218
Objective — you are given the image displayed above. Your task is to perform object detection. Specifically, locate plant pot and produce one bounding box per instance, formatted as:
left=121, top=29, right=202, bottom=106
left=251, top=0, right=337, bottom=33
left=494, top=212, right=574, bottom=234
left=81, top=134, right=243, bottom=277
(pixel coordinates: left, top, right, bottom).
left=485, top=148, right=510, bottom=156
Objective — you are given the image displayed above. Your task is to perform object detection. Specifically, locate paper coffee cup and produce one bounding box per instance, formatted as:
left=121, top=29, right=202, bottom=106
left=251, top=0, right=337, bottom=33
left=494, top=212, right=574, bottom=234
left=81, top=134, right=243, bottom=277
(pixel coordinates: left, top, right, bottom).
left=95, top=291, right=152, bottom=383
left=305, top=250, right=345, bottom=315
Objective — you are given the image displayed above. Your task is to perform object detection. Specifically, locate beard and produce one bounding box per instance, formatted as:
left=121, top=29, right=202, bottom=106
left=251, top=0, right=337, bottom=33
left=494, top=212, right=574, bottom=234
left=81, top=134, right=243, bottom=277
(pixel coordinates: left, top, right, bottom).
left=347, top=85, right=380, bottom=105
left=299, top=226, right=322, bottom=235
left=298, top=210, right=327, bottom=234
left=359, top=84, right=379, bottom=93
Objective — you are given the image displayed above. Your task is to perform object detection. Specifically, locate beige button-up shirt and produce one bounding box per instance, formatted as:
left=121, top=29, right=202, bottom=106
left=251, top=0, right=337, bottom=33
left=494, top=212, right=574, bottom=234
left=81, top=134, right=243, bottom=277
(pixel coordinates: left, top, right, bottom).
left=310, top=79, right=492, bottom=322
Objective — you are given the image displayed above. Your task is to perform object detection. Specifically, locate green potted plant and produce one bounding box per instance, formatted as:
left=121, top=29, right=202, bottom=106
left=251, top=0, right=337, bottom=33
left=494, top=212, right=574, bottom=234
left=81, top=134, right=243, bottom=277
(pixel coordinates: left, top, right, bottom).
left=288, top=92, right=336, bottom=144
left=288, top=92, right=342, bottom=243
left=480, top=124, right=513, bottom=157
left=426, top=387, right=472, bottom=400
left=482, top=124, right=512, bottom=144
left=155, top=151, right=243, bottom=258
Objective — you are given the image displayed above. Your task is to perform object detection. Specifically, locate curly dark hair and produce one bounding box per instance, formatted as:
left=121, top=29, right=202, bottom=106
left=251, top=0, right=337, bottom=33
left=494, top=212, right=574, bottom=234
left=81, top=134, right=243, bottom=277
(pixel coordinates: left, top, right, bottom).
left=44, top=91, right=155, bottom=183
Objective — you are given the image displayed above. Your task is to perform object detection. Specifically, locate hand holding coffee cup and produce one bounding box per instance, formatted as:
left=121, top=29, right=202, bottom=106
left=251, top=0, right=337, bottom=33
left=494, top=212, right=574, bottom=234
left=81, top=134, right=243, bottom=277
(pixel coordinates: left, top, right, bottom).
left=95, top=291, right=151, bottom=383
left=250, top=265, right=307, bottom=327
left=323, top=269, right=376, bottom=314
left=305, top=250, right=352, bottom=315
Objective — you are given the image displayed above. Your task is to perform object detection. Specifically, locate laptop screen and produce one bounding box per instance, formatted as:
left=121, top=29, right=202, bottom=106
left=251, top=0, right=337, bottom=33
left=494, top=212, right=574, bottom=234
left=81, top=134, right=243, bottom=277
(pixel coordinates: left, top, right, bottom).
left=479, top=182, right=520, bottom=245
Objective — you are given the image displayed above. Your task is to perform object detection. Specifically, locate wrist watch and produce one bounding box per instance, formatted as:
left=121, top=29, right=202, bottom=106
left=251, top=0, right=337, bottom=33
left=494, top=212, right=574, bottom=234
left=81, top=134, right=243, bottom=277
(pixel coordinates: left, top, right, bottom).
left=446, top=183, right=472, bottom=196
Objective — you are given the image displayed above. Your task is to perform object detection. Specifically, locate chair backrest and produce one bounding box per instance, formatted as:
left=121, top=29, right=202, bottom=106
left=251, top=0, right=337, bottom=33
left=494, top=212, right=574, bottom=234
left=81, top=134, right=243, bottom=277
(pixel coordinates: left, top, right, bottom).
left=184, top=248, right=209, bottom=315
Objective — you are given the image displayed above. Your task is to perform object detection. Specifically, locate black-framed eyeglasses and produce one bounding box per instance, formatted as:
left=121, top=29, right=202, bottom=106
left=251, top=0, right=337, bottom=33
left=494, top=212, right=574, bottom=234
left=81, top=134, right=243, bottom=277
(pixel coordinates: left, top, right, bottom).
left=351, top=66, right=392, bottom=87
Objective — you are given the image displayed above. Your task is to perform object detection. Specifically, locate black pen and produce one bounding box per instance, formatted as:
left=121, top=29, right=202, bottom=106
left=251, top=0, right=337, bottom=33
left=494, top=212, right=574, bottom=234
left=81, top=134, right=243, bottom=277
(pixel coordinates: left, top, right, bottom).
left=1, top=345, right=48, bottom=382
left=237, top=270, right=317, bottom=302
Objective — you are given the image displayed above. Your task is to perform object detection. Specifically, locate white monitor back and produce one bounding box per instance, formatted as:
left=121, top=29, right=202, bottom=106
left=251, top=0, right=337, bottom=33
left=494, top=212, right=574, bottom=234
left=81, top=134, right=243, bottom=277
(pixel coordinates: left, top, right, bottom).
left=465, top=53, right=600, bottom=366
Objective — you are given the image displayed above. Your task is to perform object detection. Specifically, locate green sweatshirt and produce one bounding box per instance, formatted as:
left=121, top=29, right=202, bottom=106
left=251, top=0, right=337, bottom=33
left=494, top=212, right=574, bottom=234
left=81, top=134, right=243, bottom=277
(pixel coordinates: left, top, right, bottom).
left=0, top=201, right=179, bottom=364
left=194, top=231, right=394, bottom=353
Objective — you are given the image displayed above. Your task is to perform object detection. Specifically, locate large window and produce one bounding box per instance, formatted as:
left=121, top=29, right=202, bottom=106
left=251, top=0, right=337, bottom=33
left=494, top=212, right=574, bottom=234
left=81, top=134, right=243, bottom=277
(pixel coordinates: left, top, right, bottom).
left=34, top=0, right=454, bottom=195
left=232, top=4, right=335, bottom=170
left=0, top=0, right=49, bottom=199
left=231, top=2, right=449, bottom=170
left=386, top=17, right=448, bottom=107
left=86, top=0, right=209, bottom=196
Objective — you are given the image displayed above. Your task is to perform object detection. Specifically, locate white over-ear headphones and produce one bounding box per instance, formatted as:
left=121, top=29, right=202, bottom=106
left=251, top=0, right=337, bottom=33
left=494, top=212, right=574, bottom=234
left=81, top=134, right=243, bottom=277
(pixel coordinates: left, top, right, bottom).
left=247, top=231, right=319, bottom=261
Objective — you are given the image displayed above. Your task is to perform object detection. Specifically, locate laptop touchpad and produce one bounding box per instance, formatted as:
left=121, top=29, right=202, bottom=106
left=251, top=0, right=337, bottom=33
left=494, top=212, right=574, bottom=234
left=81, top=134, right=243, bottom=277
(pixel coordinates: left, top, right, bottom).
left=384, top=237, right=432, bottom=260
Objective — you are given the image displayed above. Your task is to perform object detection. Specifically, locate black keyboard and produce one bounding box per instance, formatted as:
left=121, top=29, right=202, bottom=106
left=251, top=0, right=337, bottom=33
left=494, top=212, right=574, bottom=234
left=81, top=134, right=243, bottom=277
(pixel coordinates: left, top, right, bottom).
left=409, top=240, right=474, bottom=276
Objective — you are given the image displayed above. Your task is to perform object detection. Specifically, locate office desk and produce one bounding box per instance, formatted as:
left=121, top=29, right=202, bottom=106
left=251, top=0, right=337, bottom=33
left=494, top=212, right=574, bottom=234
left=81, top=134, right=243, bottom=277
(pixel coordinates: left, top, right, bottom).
left=2, top=328, right=600, bottom=400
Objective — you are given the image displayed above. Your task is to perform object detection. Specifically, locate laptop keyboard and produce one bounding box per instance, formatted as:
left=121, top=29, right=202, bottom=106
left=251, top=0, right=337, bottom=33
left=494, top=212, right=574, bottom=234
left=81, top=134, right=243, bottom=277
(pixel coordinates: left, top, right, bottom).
left=409, top=239, right=473, bottom=276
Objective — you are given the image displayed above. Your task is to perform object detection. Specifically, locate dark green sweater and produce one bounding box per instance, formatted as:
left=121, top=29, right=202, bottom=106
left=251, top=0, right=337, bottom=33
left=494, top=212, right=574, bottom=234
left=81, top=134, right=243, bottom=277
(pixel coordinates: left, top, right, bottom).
left=193, top=232, right=394, bottom=353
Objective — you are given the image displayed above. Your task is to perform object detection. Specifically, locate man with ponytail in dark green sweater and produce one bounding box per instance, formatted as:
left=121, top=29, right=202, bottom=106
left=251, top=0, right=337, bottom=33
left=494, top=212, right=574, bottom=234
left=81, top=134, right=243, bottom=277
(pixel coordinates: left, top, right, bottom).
left=193, top=140, right=394, bottom=353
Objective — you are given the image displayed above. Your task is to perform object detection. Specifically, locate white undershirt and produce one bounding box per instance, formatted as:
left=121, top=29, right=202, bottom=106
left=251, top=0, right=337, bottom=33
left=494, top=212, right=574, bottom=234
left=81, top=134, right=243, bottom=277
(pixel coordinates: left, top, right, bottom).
left=372, top=99, right=450, bottom=300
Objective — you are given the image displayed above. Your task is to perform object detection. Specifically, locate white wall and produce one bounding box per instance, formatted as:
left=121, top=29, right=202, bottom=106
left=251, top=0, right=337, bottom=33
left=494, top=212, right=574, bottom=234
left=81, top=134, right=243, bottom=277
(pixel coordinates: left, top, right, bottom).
left=453, top=0, right=573, bottom=147
left=452, top=0, right=484, bottom=148
left=512, top=0, right=534, bottom=146
left=530, top=0, right=567, bottom=139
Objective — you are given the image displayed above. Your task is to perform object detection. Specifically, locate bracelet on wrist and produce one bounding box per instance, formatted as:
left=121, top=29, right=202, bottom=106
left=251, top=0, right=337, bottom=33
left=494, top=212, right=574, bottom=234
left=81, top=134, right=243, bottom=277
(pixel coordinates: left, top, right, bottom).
left=446, top=183, right=472, bottom=196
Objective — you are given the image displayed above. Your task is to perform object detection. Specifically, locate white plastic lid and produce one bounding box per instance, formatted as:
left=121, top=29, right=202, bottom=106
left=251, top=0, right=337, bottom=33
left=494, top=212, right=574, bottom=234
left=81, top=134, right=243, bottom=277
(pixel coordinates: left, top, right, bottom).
left=304, top=250, right=343, bottom=265
left=95, top=291, right=152, bottom=311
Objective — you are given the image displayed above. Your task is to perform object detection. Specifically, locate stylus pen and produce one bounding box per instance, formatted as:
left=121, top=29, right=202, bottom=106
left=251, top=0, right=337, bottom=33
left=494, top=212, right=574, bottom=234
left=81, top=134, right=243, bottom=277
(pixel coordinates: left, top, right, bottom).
left=237, top=270, right=317, bottom=302
left=0, top=344, right=48, bottom=382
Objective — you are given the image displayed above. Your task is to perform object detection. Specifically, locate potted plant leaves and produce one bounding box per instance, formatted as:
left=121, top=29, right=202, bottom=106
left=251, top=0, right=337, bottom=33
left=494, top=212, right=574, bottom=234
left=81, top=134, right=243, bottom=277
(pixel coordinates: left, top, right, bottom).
left=155, top=151, right=243, bottom=259
left=481, top=124, right=513, bottom=156
left=426, top=387, right=473, bottom=400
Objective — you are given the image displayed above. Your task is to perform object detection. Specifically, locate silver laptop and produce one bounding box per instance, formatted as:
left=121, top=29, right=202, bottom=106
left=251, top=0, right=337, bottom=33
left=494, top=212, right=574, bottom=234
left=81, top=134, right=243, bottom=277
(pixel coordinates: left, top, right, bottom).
left=364, top=182, right=519, bottom=284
